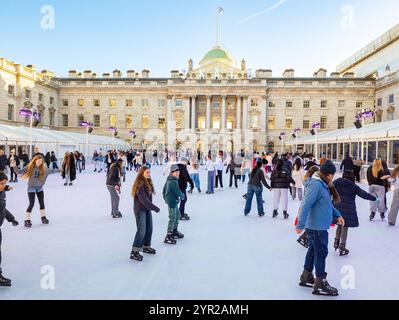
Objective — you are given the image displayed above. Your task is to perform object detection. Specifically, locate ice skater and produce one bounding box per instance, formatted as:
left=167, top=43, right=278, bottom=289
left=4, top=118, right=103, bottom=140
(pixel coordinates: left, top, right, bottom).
left=271, top=159, right=295, bottom=219
left=61, top=152, right=76, bottom=186
left=106, top=158, right=123, bottom=219
left=367, top=159, right=390, bottom=221
left=205, top=155, right=216, bottom=194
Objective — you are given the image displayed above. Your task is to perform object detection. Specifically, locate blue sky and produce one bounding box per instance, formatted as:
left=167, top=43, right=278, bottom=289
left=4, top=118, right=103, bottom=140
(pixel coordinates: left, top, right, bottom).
left=1, top=0, right=398, bottom=77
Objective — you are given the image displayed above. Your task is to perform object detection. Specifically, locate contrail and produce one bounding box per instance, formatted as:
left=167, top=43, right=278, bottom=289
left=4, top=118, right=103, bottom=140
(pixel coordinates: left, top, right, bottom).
left=238, top=0, right=288, bottom=24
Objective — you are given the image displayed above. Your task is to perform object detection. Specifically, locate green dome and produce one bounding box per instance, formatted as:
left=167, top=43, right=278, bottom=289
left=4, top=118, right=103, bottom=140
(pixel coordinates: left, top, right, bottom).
left=200, top=46, right=234, bottom=65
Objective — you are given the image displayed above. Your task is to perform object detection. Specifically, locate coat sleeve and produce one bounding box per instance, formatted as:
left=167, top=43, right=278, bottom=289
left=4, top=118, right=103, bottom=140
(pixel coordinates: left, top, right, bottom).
left=355, top=185, right=377, bottom=201
left=183, top=167, right=194, bottom=189
left=137, top=187, right=160, bottom=212
left=5, top=209, right=16, bottom=223
left=260, top=171, right=271, bottom=189
left=297, top=181, right=319, bottom=230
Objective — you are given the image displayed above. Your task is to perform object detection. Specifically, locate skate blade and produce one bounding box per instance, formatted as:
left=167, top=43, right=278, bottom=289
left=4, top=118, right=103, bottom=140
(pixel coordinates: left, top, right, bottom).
left=299, top=282, right=313, bottom=288
left=312, top=289, right=339, bottom=296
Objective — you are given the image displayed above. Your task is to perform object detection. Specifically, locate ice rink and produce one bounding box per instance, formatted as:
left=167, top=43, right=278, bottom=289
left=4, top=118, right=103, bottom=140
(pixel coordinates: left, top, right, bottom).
left=1, top=164, right=399, bottom=300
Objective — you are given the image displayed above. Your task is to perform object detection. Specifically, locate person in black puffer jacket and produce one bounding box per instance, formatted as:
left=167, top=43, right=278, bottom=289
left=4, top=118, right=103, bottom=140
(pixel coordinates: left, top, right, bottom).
left=0, top=150, right=8, bottom=172
left=333, top=170, right=376, bottom=256
left=271, top=159, right=295, bottom=219
left=177, top=158, right=194, bottom=221
left=106, top=159, right=123, bottom=218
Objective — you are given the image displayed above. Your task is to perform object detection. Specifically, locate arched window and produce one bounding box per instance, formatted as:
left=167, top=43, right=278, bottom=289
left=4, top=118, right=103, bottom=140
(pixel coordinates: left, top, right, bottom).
left=268, top=142, right=275, bottom=153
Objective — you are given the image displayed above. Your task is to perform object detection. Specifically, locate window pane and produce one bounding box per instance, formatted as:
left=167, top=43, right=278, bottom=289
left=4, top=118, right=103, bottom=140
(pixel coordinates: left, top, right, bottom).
left=142, top=115, right=150, bottom=128
left=125, top=115, right=133, bottom=128
left=109, top=114, right=117, bottom=127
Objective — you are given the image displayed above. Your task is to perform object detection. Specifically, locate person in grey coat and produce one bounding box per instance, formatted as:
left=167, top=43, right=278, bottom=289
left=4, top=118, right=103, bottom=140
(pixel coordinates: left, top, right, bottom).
left=106, top=159, right=123, bottom=219
left=0, top=171, right=19, bottom=287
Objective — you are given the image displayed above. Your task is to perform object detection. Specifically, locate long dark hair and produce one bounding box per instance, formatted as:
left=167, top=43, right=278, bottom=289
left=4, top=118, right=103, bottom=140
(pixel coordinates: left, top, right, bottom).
left=294, top=158, right=302, bottom=171
left=251, top=161, right=263, bottom=178
left=131, top=166, right=154, bottom=197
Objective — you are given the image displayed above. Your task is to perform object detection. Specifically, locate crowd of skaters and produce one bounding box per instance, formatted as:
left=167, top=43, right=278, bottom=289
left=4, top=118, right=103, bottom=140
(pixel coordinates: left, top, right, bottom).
left=1, top=146, right=399, bottom=298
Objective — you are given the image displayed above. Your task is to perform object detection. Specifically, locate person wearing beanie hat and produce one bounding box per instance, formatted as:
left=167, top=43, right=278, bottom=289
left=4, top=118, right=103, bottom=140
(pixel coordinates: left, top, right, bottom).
left=162, top=166, right=185, bottom=244
left=0, top=171, right=19, bottom=287
left=296, top=158, right=344, bottom=296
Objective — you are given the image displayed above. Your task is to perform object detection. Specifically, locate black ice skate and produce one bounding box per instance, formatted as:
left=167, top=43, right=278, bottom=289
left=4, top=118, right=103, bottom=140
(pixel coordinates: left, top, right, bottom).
left=259, top=212, right=265, bottom=217
left=0, top=274, right=11, bottom=287
left=389, top=222, right=395, bottom=226
left=299, top=269, right=315, bottom=288
left=41, top=217, right=50, bottom=224
left=172, top=229, right=184, bottom=239
left=130, top=251, right=143, bottom=261
left=338, top=244, right=350, bottom=256
left=143, top=247, right=156, bottom=255
left=164, top=234, right=177, bottom=245
left=333, top=238, right=340, bottom=251
left=297, top=233, right=309, bottom=248
left=118, top=211, right=123, bottom=218
left=64, top=183, right=68, bottom=186
left=369, top=212, right=376, bottom=221
left=111, top=213, right=120, bottom=219
left=272, top=210, right=278, bottom=218
left=312, top=278, right=339, bottom=296
left=24, top=220, right=32, bottom=228
left=381, top=212, right=386, bottom=221
left=283, top=211, right=289, bottom=220
left=180, top=213, right=190, bottom=221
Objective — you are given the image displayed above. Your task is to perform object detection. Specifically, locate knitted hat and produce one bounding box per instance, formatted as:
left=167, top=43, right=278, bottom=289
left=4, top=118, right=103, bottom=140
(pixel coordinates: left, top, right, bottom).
left=320, top=160, right=336, bottom=175
left=170, top=164, right=180, bottom=173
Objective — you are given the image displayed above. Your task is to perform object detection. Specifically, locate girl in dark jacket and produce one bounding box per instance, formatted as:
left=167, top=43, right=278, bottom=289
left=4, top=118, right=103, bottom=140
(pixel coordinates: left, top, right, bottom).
left=367, top=159, right=390, bottom=221
left=226, top=155, right=240, bottom=188
left=271, top=159, right=295, bottom=219
left=106, top=159, right=123, bottom=219
left=61, top=152, right=76, bottom=186
left=333, top=170, right=376, bottom=256
left=130, top=166, right=160, bottom=261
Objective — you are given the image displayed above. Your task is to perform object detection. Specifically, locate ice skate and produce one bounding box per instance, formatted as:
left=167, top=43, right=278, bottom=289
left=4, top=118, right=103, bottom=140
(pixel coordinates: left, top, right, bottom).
left=297, top=234, right=309, bottom=248
left=130, top=251, right=143, bottom=261
left=41, top=216, right=50, bottom=224
left=381, top=212, right=386, bottom=221
left=172, top=229, right=184, bottom=239
left=369, top=212, right=376, bottom=221
left=24, top=220, right=32, bottom=228
left=312, top=278, right=339, bottom=296
left=283, top=211, right=289, bottom=219
left=333, top=238, right=340, bottom=251
left=143, top=247, right=156, bottom=255
left=338, top=244, right=350, bottom=256
left=0, top=274, right=11, bottom=287
left=272, top=210, right=278, bottom=218
left=179, top=213, right=190, bottom=221
left=299, top=269, right=315, bottom=288
left=164, top=234, right=177, bottom=245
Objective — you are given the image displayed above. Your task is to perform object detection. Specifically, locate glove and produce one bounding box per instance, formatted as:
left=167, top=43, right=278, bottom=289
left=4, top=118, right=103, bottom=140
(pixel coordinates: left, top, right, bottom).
left=12, top=220, right=19, bottom=227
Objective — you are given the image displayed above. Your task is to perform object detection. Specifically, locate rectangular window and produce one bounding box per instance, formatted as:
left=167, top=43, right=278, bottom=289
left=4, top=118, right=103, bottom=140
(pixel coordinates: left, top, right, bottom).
left=303, top=120, right=310, bottom=129
left=94, top=99, right=101, bottom=107
left=125, top=114, right=133, bottom=128
left=212, top=101, right=220, bottom=109
left=109, top=99, right=117, bottom=107
left=320, top=116, right=327, bottom=129
left=109, top=114, right=117, bottom=127
left=8, top=85, right=14, bottom=96
left=77, top=114, right=84, bottom=126
left=62, top=114, right=69, bottom=127
left=38, top=93, right=43, bottom=102
left=303, top=100, right=310, bottom=109
left=142, top=115, right=150, bottom=128
left=198, top=116, right=206, bottom=129
left=211, top=116, right=220, bottom=129
left=227, top=116, right=234, bottom=129
left=142, top=99, right=149, bottom=107
left=50, top=97, right=54, bottom=105
left=286, top=101, right=293, bottom=108
left=389, top=94, right=395, bottom=104
left=125, top=99, right=133, bottom=107
left=268, top=101, right=275, bottom=108
left=321, top=100, right=327, bottom=108
left=7, top=104, right=14, bottom=121
left=62, top=99, right=69, bottom=107
left=356, top=101, right=363, bottom=109
left=251, top=115, right=259, bottom=129
left=158, top=99, right=165, bottom=107
left=93, top=114, right=100, bottom=127
left=268, top=117, right=275, bottom=129
left=377, top=98, right=382, bottom=107
left=251, top=99, right=258, bottom=107
left=78, top=99, right=85, bottom=107
left=175, top=99, right=183, bottom=107
left=285, top=116, right=293, bottom=129
left=25, top=89, right=31, bottom=99
left=49, top=112, right=55, bottom=126
left=338, top=100, right=345, bottom=108
left=158, top=116, right=166, bottom=129
left=338, top=116, right=345, bottom=129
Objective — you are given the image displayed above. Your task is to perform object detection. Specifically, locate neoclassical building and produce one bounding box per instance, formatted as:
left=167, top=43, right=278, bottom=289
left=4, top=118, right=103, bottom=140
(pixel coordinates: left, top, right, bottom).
left=1, top=23, right=398, bottom=153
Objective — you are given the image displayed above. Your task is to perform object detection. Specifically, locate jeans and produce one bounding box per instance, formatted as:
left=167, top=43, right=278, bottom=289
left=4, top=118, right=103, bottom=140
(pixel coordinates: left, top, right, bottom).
left=167, top=206, right=180, bottom=233
left=191, top=174, right=200, bottom=190
left=304, top=229, right=329, bottom=278
left=292, top=187, right=303, bottom=201
left=229, top=172, right=238, bottom=188
left=76, top=160, right=82, bottom=173
left=215, top=170, right=223, bottom=188
left=179, top=190, right=187, bottom=214
left=107, top=185, right=120, bottom=215
left=132, top=210, right=153, bottom=252
left=244, top=184, right=264, bottom=215
left=207, top=170, right=215, bottom=193
left=52, top=162, right=59, bottom=169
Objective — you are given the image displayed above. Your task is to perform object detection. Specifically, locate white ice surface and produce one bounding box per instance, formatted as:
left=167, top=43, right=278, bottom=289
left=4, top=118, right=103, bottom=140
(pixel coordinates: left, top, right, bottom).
left=1, top=165, right=399, bottom=300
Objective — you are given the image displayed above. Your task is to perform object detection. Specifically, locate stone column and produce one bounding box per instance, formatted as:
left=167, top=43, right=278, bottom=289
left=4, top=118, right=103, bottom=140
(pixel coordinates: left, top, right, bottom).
left=236, top=96, right=241, bottom=129
left=184, top=96, right=190, bottom=129
left=242, top=96, right=249, bottom=130
left=206, top=95, right=211, bottom=129
left=167, top=95, right=174, bottom=150
left=191, top=95, right=196, bottom=129
left=221, top=95, right=226, bottom=130
left=261, top=95, right=267, bottom=148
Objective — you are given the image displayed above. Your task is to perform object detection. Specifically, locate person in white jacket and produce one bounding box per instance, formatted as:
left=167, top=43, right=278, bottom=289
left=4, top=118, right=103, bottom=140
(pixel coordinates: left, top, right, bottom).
left=292, top=158, right=305, bottom=201
left=205, top=155, right=216, bottom=194
left=215, top=151, right=224, bottom=189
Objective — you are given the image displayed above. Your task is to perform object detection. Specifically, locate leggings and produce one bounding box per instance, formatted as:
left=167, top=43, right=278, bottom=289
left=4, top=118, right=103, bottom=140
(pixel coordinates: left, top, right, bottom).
left=335, top=225, right=349, bottom=245
left=10, top=167, right=18, bottom=181
left=27, top=191, right=45, bottom=212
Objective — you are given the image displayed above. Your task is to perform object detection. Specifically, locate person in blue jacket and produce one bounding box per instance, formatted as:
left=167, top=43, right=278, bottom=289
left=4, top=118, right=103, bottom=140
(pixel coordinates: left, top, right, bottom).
left=296, top=160, right=345, bottom=296
left=333, top=170, right=376, bottom=256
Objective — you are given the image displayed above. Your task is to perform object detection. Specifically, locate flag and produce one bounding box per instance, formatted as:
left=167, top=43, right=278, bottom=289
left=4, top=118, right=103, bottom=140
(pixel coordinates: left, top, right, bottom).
left=218, top=7, right=224, bottom=14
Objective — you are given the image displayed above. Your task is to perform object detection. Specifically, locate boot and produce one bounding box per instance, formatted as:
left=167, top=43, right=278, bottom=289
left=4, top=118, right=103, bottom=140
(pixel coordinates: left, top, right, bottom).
left=24, top=220, right=32, bottom=228
left=0, top=274, right=11, bottom=287
left=143, top=247, right=156, bottom=255
left=172, top=229, right=184, bottom=239
left=41, top=216, right=50, bottom=225
left=369, top=212, right=376, bottom=221
left=180, top=213, right=190, bottom=221
left=299, top=269, right=315, bottom=288
left=283, top=211, right=289, bottom=219
left=297, top=233, right=309, bottom=248
left=313, top=277, right=339, bottom=296
left=272, top=210, right=278, bottom=218
left=164, top=233, right=177, bottom=245
left=130, top=251, right=143, bottom=261
left=333, top=238, right=340, bottom=251
left=40, top=210, right=49, bottom=224
left=338, top=243, right=350, bottom=256
left=111, top=213, right=120, bottom=219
